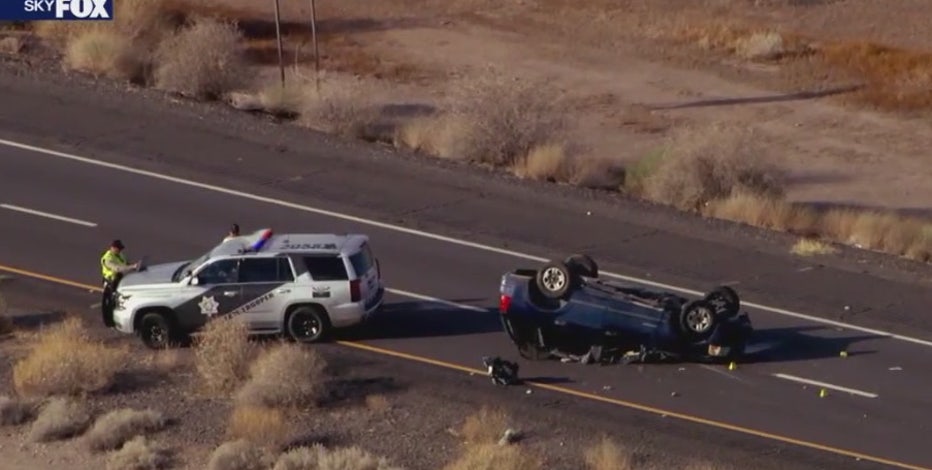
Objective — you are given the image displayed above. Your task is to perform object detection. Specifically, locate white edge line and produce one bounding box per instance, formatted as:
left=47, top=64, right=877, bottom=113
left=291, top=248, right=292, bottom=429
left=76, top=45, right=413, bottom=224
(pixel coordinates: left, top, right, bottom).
left=3, top=137, right=931, bottom=348
left=1, top=203, right=97, bottom=227
left=386, top=288, right=488, bottom=313
left=772, top=373, right=878, bottom=398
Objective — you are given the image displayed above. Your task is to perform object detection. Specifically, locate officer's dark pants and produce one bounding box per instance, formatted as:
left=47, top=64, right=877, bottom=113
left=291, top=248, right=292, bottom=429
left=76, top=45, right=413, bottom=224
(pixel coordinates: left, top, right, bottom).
left=101, top=273, right=123, bottom=328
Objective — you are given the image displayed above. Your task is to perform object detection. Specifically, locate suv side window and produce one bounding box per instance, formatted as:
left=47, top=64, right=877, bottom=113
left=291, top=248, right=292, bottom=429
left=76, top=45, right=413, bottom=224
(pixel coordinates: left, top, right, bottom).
left=239, top=257, right=294, bottom=283
left=303, top=256, right=348, bottom=281
left=196, top=259, right=240, bottom=285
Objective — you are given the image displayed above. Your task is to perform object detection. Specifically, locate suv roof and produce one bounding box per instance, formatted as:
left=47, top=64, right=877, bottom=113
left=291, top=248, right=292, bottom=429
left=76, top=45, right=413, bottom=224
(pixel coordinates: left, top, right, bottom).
left=210, top=229, right=369, bottom=259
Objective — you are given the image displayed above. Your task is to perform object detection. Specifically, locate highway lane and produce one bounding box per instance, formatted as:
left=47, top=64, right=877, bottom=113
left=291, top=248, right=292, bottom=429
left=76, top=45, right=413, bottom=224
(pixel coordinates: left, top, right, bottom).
left=2, top=145, right=931, bottom=468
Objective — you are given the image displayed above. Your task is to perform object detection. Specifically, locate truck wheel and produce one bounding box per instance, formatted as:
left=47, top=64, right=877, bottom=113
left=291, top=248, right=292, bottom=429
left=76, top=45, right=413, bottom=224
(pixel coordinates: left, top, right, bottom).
left=678, top=300, right=718, bottom=342
left=704, top=286, right=740, bottom=319
left=138, top=311, right=180, bottom=350
left=535, top=261, right=576, bottom=300
left=286, top=306, right=330, bottom=343
left=564, top=254, right=598, bottom=278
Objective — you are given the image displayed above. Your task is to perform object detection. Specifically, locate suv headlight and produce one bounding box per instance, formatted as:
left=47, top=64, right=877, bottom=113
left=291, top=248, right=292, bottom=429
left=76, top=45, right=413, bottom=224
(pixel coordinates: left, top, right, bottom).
left=114, top=293, right=131, bottom=310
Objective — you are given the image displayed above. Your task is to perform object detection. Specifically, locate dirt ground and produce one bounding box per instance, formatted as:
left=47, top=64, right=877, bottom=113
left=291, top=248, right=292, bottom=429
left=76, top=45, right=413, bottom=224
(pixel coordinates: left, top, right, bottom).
left=185, top=0, right=932, bottom=215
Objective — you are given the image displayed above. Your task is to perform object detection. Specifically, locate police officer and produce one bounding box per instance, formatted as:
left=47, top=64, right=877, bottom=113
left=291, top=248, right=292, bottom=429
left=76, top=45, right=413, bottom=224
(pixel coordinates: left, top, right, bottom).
left=223, top=223, right=240, bottom=242
left=100, top=239, right=140, bottom=328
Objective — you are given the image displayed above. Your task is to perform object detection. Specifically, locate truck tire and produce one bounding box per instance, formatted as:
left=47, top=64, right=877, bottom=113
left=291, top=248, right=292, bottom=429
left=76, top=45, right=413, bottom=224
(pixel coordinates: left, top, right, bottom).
left=678, top=299, right=718, bottom=342
left=137, top=311, right=181, bottom=350
left=286, top=306, right=330, bottom=343
left=704, top=286, right=740, bottom=319
left=535, top=261, right=577, bottom=300
left=564, top=254, right=598, bottom=278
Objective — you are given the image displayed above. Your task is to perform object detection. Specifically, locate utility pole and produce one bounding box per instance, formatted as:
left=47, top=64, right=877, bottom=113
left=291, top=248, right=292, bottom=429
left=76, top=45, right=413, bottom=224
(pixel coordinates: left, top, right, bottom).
left=309, top=0, right=320, bottom=93
left=273, top=0, right=285, bottom=87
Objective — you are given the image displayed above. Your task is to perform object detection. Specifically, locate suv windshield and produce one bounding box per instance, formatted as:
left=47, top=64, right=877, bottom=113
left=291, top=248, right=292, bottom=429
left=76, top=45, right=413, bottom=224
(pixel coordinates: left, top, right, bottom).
left=172, top=249, right=213, bottom=282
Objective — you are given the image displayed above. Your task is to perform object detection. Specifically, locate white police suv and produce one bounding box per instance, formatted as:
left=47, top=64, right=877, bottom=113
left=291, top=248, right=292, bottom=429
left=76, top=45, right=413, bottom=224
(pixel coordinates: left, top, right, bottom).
left=107, top=228, right=385, bottom=349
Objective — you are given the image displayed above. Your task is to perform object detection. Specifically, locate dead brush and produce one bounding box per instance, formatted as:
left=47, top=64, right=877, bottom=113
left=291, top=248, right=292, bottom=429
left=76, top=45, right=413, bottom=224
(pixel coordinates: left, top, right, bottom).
left=63, top=30, right=144, bottom=81
left=34, top=0, right=173, bottom=48
left=84, top=408, right=168, bottom=452
left=703, top=192, right=819, bottom=236
left=193, top=315, right=256, bottom=396
left=207, top=439, right=274, bottom=470
left=106, top=435, right=172, bottom=470
left=233, top=342, right=328, bottom=409
left=443, top=443, right=543, bottom=470
left=12, top=316, right=126, bottom=398
left=29, top=397, right=92, bottom=442
left=227, top=405, right=292, bottom=450
left=152, top=16, right=249, bottom=100
left=637, top=124, right=785, bottom=212
left=439, top=73, right=568, bottom=168
left=459, top=406, right=511, bottom=446
left=301, top=73, right=382, bottom=138
left=583, top=436, right=632, bottom=470
left=273, top=444, right=405, bottom=470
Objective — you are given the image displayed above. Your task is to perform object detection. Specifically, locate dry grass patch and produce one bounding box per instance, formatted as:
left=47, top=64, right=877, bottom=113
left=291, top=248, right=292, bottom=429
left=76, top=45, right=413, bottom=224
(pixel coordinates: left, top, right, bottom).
left=443, top=443, right=543, bottom=470
left=12, top=316, right=126, bottom=398
left=0, top=36, right=23, bottom=55
left=634, top=124, right=785, bottom=212
left=0, top=395, right=35, bottom=426
left=64, top=30, right=143, bottom=81
left=791, top=238, right=839, bottom=257
left=459, top=406, right=510, bottom=446
left=106, top=435, right=172, bottom=470
left=393, top=116, right=462, bottom=158
left=227, top=405, right=292, bottom=449
left=153, top=16, right=249, bottom=100
left=818, top=42, right=932, bottom=111
left=583, top=436, right=632, bottom=470
left=513, top=143, right=624, bottom=189
left=703, top=192, right=819, bottom=235
left=207, top=439, right=274, bottom=470
left=301, top=73, right=382, bottom=138
left=257, top=82, right=307, bottom=118
left=234, top=342, right=328, bottom=409
left=820, top=209, right=932, bottom=259
left=193, top=316, right=256, bottom=395
left=274, top=444, right=405, bottom=470
left=29, top=397, right=92, bottom=442
left=734, top=31, right=785, bottom=61
left=365, top=394, right=391, bottom=413
left=84, top=408, right=167, bottom=452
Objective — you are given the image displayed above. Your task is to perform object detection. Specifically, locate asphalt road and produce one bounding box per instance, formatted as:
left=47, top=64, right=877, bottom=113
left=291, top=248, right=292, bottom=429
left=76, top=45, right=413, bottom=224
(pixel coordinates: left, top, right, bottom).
left=1, top=143, right=931, bottom=469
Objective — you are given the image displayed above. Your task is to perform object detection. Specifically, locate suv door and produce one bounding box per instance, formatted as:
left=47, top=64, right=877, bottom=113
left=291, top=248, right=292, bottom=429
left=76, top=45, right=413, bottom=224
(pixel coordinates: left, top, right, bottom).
left=176, top=258, right=245, bottom=330
left=232, top=256, right=296, bottom=331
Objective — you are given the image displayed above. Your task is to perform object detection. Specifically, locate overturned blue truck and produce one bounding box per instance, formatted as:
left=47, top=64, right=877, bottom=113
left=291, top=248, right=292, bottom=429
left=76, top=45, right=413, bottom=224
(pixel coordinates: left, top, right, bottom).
left=497, top=255, right=753, bottom=364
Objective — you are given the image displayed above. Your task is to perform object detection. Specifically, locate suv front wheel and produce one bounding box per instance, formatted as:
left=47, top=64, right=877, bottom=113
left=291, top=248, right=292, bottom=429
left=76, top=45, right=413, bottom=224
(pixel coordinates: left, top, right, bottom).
left=286, top=306, right=330, bottom=343
left=137, top=311, right=182, bottom=349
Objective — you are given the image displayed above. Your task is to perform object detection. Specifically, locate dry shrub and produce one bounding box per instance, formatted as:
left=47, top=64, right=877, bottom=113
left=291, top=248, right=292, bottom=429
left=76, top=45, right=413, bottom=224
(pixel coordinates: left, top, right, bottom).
left=29, top=397, right=92, bottom=442
left=513, top=143, right=624, bottom=189
left=735, top=31, right=785, bottom=60
left=194, top=316, right=256, bottom=395
left=441, top=73, right=567, bottom=167
left=12, top=316, right=126, bottom=397
left=639, top=125, right=785, bottom=212
left=0, top=36, right=23, bottom=55
left=153, top=16, right=249, bottom=100
left=207, top=439, right=274, bottom=470
left=443, top=443, right=543, bottom=470
left=85, top=408, right=167, bottom=452
left=34, top=0, right=173, bottom=48
left=274, top=444, right=405, bottom=470
left=143, top=349, right=185, bottom=374
left=460, top=407, right=510, bottom=446
left=583, top=436, right=632, bottom=470
left=227, top=405, right=291, bottom=449
left=790, top=238, right=838, bottom=257
left=819, top=209, right=932, bottom=257
left=234, top=342, right=328, bottom=409
left=393, top=116, right=461, bottom=158
left=819, top=42, right=932, bottom=111
left=301, top=73, right=381, bottom=138
left=0, top=395, right=35, bottom=426
left=64, top=30, right=142, bottom=80
left=365, top=394, right=391, bottom=413
left=703, top=192, right=819, bottom=235
left=258, top=83, right=307, bottom=117
left=106, top=435, right=172, bottom=470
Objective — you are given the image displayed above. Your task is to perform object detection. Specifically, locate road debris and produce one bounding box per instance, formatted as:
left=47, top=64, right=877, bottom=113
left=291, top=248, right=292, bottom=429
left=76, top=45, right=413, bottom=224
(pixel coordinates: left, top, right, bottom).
left=482, top=356, right=520, bottom=386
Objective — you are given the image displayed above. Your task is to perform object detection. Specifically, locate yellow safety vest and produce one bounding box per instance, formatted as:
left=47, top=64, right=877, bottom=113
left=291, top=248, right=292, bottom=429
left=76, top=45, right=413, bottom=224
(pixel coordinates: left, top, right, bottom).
left=100, top=250, right=127, bottom=281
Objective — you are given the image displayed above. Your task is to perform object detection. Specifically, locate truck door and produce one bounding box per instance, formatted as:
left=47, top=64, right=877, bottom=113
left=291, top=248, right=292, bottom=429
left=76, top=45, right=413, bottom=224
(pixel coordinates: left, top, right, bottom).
left=177, top=258, right=244, bottom=331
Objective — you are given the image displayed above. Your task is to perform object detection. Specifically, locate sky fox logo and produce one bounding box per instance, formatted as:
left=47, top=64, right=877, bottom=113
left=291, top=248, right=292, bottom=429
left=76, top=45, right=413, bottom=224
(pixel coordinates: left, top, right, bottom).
left=23, top=0, right=112, bottom=19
